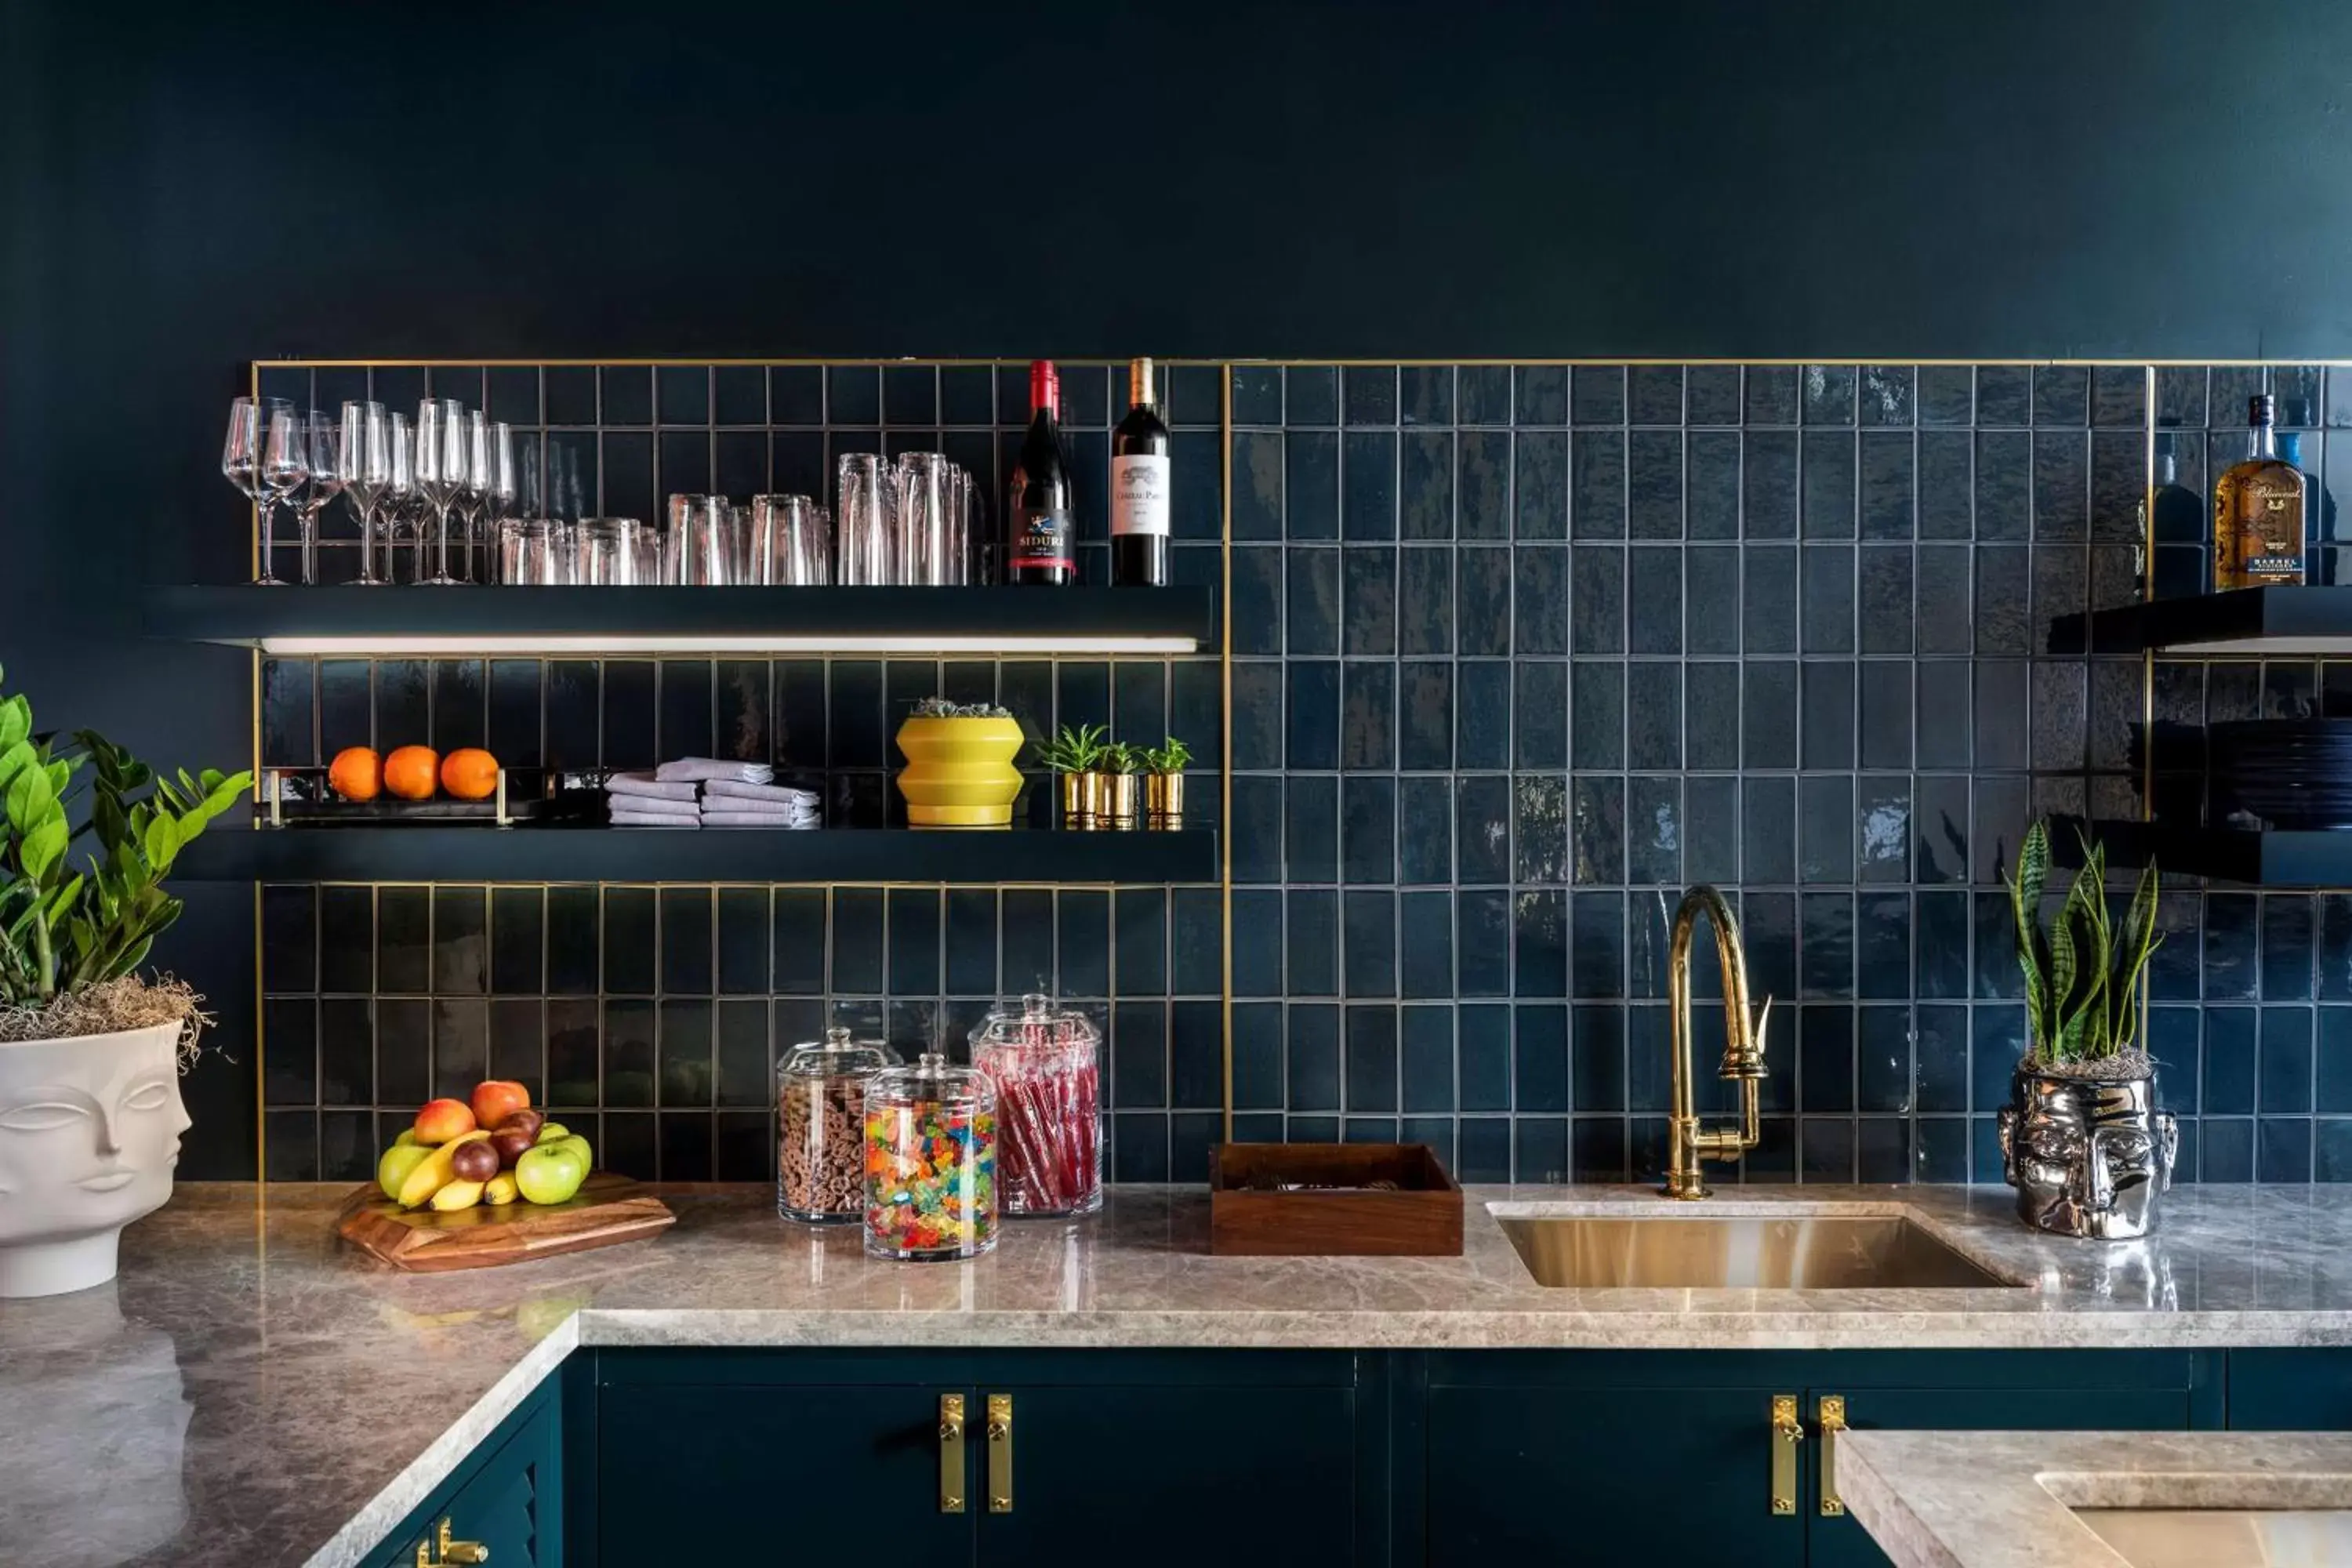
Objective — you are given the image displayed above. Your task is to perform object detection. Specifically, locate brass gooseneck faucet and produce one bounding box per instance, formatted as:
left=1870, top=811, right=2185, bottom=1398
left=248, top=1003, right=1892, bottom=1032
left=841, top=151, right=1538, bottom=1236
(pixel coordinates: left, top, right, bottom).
left=1664, top=884, right=1774, bottom=1200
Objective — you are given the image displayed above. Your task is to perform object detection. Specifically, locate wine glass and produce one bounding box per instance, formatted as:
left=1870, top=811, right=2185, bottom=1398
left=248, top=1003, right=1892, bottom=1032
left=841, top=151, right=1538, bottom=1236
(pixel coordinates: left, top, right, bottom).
left=223, top=395, right=297, bottom=585
left=292, top=412, right=344, bottom=586
left=386, top=412, right=417, bottom=583
left=257, top=403, right=309, bottom=586
left=452, top=408, right=489, bottom=583
left=341, top=401, right=391, bottom=586
left=413, top=397, right=468, bottom=586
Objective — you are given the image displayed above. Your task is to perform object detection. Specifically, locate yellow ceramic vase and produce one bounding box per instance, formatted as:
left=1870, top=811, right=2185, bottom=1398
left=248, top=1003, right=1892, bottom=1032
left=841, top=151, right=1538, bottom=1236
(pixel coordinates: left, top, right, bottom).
left=895, top=716, right=1025, bottom=828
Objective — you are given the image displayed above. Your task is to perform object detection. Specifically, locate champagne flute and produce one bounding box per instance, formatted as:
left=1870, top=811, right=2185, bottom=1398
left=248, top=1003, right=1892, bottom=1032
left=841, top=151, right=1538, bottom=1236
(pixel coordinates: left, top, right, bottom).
left=256, top=403, right=309, bottom=586
left=341, top=401, right=391, bottom=586
left=293, top=412, right=344, bottom=585
left=454, top=408, right=488, bottom=583
left=481, top=421, right=517, bottom=568
left=386, top=412, right=417, bottom=583
left=414, top=397, right=467, bottom=586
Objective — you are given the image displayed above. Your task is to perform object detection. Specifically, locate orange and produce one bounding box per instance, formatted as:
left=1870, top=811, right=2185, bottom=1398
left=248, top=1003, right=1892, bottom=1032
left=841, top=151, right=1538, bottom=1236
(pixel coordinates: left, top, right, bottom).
left=383, top=746, right=440, bottom=801
left=440, top=748, right=500, bottom=801
left=327, top=746, right=382, bottom=802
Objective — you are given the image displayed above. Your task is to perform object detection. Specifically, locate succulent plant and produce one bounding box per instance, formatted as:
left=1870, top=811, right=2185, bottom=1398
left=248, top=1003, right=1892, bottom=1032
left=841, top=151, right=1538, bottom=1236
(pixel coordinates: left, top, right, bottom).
left=909, top=697, right=1012, bottom=720
left=1142, top=737, right=1192, bottom=774
left=1037, top=723, right=1112, bottom=775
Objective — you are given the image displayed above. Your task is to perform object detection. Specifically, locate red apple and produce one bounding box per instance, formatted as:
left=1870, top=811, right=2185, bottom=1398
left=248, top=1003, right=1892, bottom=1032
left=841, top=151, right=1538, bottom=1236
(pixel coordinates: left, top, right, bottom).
left=498, top=1108, right=545, bottom=1142
left=449, top=1138, right=500, bottom=1183
left=489, top=1126, right=537, bottom=1169
left=470, top=1080, right=531, bottom=1131
left=412, top=1098, right=477, bottom=1145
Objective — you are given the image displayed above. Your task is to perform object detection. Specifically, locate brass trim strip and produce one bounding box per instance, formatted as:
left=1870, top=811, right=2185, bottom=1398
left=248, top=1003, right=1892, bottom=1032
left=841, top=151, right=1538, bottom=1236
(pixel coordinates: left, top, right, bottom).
left=254, top=356, right=2342, bottom=368
left=1220, top=363, right=1236, bottom=1143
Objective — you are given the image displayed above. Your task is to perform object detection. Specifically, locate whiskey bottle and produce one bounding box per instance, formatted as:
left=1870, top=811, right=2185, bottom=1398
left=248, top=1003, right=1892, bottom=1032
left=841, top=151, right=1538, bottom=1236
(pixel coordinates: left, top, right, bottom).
left=2212, top=394, right=2307, bottom=590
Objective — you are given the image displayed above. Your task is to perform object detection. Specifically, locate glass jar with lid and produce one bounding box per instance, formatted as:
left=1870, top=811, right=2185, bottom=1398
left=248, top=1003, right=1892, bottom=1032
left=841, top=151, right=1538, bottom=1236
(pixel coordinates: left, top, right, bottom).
left=776, top=1026, right=896, bottom=1223
left=969, top=993, right=1102, bottom=1218
left=862, top=1051, right=998, bottom=1261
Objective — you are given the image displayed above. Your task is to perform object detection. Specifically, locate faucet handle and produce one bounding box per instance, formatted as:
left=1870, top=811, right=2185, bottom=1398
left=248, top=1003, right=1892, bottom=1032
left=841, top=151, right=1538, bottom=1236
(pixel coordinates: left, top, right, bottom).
left=1719, top=994, right=1772, bottom=1080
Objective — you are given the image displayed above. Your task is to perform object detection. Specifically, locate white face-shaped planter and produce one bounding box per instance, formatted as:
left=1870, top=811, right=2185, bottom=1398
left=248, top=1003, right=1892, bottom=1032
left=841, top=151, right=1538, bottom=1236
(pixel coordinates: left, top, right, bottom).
left=0, top=1021, right=191, bottom=1298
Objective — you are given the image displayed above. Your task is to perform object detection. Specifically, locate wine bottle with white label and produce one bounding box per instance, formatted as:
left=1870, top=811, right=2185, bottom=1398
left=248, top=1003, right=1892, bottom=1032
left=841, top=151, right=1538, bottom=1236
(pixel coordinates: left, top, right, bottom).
left=1110, top=356, right=1170, bottom=586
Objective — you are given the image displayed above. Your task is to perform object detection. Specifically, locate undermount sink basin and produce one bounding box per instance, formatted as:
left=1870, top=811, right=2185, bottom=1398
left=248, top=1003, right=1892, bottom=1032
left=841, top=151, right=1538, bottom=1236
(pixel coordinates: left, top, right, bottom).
left=1497, top=1212, right=2023, bottom=1290
left=2075, top=1508, right=2352, bottom=1568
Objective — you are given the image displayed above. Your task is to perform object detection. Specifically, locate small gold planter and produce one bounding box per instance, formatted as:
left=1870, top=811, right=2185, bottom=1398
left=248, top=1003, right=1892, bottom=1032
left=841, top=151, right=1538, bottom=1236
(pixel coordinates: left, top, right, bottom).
left=1145, top=771, right=1185, bottom=829
left=1059, top=771, right=1109, bottom=830
left=1105, top=771, right=1141, bottom=829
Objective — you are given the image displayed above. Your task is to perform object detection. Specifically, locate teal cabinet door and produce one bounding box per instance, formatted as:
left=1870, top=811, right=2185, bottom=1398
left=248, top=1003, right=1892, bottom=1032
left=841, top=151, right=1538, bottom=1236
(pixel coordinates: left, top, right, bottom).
left=974, top=1381, right=1358, bottom=1565
left=359, top=1388, right=559, bottom=1568
left=1805, top=1385, right=2195, bottom=1568
left=596, top=1381, right=974, bottom=1563
left=2228, top=1351, right=2352, bottom=1429
left=1422, top=1381, right=1806, bottom=1567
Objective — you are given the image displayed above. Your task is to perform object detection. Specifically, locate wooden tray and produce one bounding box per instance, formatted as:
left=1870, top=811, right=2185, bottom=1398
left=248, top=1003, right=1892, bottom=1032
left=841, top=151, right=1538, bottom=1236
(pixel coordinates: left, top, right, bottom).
left=337, top=1171, right=675, bottom=1272
left=1208, top=1143, right=1463, bottom=1257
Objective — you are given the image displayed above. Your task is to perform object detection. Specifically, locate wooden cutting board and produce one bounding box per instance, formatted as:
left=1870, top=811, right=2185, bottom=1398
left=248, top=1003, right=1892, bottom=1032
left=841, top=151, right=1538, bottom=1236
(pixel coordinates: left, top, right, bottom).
left=337, top=1171, right=675, bottom=1272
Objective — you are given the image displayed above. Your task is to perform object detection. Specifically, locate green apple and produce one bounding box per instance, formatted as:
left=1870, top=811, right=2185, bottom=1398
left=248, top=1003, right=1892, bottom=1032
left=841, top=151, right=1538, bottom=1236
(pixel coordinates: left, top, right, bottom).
left=515, top=1142, right=590, bottom=1205
left=550, top=1134, right=592, bottom=1169
left=377, top=1142, right=434, bottom=1201
left=533, top=1121, right=570, bottom=1145
left=392, top=1128, right=421, bottom=1149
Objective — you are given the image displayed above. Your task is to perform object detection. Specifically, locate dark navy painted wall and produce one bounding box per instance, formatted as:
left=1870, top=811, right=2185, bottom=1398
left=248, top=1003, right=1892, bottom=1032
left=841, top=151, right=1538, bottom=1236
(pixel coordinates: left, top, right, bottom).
left=13, top=2, right=2352, bottom=1176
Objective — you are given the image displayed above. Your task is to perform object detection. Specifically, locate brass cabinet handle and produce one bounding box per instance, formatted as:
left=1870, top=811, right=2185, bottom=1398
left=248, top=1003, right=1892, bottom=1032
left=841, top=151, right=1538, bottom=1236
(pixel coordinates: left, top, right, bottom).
left=1818, top=1395, right=1848, bottom=1517
left=435, top=1519, right=489, bottom=1566
left=985, top=1393, right=1013, bottom=1513
left=938, top=1394, right=967, bottom=1514
left=1769, top=1395, right=1803, bottom=1516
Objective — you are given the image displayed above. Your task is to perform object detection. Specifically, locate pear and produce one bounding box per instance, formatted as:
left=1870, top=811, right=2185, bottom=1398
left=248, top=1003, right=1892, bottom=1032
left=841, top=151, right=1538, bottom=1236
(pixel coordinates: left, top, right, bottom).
left=394, top=1128, right=493, bottom=1209
left=484, top=1171, right=520, bottom=1206
left=430, top=1178, right=486, bottom=1212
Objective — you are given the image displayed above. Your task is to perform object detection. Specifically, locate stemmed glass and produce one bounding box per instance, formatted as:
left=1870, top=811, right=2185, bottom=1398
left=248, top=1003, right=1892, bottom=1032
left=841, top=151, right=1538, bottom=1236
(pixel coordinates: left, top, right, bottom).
left=453, top=409, right=488, bottom=583
left=386, top=412, right=418, bottom=583
left=293, top=412, right=344, bottom=586
left=223, top=396, right=305, bottom=585
left=479, top=422, right=517, bottom=572
left=413, top=398, right=469, bottom=586
left=341, top=401, right=391, bottom=586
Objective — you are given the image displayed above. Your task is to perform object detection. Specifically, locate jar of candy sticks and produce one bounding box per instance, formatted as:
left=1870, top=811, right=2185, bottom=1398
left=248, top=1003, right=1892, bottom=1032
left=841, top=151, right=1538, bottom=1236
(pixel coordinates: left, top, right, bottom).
left=862, top=1051, right=998, bottom=1261
left=970, top=994, right=1102, bottom=1218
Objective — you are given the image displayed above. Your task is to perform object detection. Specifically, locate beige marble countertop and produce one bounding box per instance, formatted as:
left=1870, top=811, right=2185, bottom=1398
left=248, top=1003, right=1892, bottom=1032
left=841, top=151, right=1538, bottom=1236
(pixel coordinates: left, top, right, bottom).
left=1841, top=1428, right=2352, bottom=1567
left=14, top=1180, right=2352, bottom=1567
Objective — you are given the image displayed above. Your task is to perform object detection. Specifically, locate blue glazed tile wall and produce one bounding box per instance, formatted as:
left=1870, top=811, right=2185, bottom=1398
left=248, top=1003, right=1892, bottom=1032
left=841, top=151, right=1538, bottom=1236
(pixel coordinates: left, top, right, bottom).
left=255, top=359, right=2352, bottom=1186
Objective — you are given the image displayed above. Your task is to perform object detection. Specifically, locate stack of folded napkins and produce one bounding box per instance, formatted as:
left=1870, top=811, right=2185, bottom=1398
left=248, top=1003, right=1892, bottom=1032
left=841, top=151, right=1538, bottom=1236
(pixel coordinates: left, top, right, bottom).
left=605, top=759, right=820, bottom=829
left=605, top=771, right=702, bottom=828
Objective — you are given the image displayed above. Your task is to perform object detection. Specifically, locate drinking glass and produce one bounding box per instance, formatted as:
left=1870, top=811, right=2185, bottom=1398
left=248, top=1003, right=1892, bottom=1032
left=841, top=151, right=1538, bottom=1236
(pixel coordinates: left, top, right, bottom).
left=836, top=454, right=891, bottom=585
left=451, top=409, right=489, bottom=583
left=386, top=412, right=418, bottom=582
left=678, top=495, right=738, bottom=585
left=339, top=401, right=392, bottom=586
left=292, top=412, right=344, bottom=586
left=663, top=493, right=706, bottom=585
left=258, top=403, right=309, bottom=586
left=413, top=398, right=468, bottom=586
left=895, top=453, right=951, bottom=586
left=576, top=517, right=649, bottom=584
left=223, top=396, right=299, bottom=585
left=497, top=518, right=556, bottom=585
left=480, top=422, right=517, bottom=575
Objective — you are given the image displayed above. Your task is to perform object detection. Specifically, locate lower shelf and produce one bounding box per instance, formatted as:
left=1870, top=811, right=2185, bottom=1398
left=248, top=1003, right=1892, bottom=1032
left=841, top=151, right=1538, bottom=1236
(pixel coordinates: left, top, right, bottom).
left=2083, top=820, right=2352, bottom=887
left=171, top=826, right=1219, bottom=884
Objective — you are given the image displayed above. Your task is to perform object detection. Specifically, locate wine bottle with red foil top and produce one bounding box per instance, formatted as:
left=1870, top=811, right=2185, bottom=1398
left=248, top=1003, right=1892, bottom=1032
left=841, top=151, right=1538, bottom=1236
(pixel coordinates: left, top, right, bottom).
left=1005, top=360, right=1074, bottom=586
left=1110, top=356, right=1170, bottom=586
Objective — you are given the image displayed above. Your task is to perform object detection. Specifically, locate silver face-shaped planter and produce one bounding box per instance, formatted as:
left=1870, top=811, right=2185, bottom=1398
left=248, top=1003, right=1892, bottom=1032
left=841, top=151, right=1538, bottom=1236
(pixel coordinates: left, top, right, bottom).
left=1998, top=1068, right=2178, bottom=1240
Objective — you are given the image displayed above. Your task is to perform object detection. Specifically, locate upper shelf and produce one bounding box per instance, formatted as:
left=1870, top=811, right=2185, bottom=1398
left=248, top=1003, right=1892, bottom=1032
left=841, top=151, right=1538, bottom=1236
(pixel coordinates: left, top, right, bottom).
left=2067, top=586, right=2352, bottom=656
left=142, top=585, right=1214, bottom=656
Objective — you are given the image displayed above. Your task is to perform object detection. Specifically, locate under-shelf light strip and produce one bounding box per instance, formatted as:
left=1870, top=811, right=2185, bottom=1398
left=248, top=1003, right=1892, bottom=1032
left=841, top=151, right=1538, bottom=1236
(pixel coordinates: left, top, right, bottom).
left=255, top=634, right=1197, bottom=655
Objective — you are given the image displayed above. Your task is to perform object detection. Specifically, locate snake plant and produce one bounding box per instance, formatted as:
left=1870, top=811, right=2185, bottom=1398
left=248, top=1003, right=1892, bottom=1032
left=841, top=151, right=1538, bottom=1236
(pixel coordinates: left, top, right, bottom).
left=2005, top=819, right=2163, bottom=1065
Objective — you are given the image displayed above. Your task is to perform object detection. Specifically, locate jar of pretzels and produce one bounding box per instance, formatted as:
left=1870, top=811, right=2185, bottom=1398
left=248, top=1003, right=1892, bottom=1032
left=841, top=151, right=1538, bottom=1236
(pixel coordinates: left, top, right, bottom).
left=777, top=1027, right=896, bottom=1222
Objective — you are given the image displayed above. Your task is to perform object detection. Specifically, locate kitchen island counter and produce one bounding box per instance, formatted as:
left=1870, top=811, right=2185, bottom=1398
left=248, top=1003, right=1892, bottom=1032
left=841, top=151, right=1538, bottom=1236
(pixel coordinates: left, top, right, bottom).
left=14, top=1180, right=2352, bottom=1566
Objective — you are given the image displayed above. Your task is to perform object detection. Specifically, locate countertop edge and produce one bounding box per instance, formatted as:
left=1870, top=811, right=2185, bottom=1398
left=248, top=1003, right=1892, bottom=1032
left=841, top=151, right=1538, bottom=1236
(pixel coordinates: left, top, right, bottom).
left=301, top=1318, right=577, bottom=1568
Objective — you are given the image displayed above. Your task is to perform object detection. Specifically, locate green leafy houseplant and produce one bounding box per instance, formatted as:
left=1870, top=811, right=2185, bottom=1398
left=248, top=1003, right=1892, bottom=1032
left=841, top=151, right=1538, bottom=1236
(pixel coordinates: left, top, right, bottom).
left=2004, top=819, right=2162, bottom=1069
left=1037, top=723, right=1111, bottom=775
left=1102, top=742, right=1147, bottom=775
left=0, top=665, right=249, bottom=1018
left=1142, top=737, right=1192, bottom=774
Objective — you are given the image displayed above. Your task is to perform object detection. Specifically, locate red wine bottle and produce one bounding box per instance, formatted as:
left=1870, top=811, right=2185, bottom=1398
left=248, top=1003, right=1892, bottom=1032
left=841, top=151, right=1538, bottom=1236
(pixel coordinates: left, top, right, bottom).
left=1110, top=356, right=1170, bottom=586
left=1005, top=360, right=1073, bottom=586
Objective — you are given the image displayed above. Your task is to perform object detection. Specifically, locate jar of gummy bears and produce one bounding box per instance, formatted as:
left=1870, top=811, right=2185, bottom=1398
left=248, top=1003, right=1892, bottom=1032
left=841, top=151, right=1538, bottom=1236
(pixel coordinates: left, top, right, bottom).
left=862, top=1051, right=998, bottom=1261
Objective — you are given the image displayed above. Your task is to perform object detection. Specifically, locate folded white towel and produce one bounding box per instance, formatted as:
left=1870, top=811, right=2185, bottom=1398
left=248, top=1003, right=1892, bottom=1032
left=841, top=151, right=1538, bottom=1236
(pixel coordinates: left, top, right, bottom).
left=610, top=809, right=702, bottom=828
left=605, top=771, right=701, bottom=802
left=655, top=757, right=775, bottom=785
left=702, top=779, right=821, bottom=806
left=608, top=794, right=700, bottom=821
left=704, top=809, right=818, bottom=828
left=694, top=797, right=808, bottom=818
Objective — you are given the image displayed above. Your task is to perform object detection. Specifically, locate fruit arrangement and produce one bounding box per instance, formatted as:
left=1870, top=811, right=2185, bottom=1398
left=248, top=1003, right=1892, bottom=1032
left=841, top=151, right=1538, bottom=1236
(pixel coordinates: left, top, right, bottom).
left=328, top=745, right=500, bottom=804
left=373, top=1079, right=593, bottom=1212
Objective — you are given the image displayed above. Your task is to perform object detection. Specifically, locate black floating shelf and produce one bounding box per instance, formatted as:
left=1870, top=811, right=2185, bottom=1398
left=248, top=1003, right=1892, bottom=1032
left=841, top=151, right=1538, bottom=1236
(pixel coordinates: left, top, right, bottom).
left=2080, top=820, right=2352, bottom=887
left=171, top=826, right=1220, bottom=884
left=2065, top=586, right=2352, bottom=656
left=143, top=584, right=1214, bottom=651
